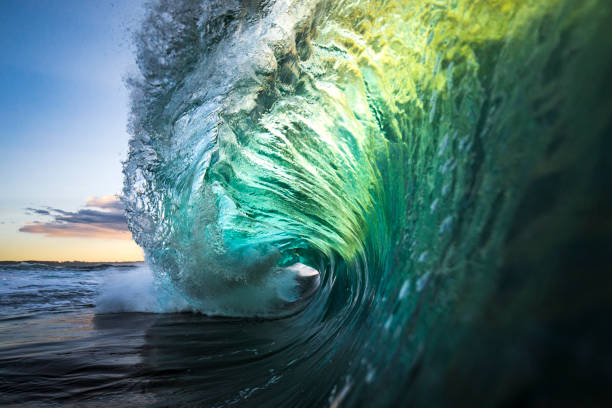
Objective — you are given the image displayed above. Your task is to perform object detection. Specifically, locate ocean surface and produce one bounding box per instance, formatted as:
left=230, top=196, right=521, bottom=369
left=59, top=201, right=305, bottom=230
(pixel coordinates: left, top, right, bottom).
left=1, top=262, right=331, bottom=407
left=4, top=0, right=612, bottom=406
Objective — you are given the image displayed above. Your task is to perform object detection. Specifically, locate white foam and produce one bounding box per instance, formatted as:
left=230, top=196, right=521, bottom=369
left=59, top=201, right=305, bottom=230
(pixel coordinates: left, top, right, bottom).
left=95, top=263, right=319, bottom=317
left=95, top=265, right=192, bottom=314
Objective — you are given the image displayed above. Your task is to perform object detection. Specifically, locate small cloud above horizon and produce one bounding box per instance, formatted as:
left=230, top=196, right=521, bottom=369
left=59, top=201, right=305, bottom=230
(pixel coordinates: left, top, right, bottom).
left=25, top=208, right=51, bottom=216
left=85, top=195, right=125, bottom=211
left=20, top=195, right=131, bottom=240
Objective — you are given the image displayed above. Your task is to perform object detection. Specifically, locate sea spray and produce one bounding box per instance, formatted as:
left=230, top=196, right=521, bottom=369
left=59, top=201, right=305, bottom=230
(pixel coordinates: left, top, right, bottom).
left=95, top=264, right=193, bottom=313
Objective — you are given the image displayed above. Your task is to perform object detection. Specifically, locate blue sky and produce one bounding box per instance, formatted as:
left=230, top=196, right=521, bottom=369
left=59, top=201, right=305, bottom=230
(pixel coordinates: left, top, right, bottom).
left=0, top=0, right=145, bottom=260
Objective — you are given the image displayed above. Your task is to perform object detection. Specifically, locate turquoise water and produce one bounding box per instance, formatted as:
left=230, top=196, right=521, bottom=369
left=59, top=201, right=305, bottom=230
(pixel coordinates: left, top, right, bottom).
left=121, top=0, right=612, bottom=405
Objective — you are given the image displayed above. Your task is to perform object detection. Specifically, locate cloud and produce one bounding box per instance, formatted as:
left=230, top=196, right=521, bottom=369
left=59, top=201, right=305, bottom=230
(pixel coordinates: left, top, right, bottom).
left=20, top=195, right=131, bottom=240
left=86, top=195, right=125, bottom=211
left=25, top=208, right=51, bottom=216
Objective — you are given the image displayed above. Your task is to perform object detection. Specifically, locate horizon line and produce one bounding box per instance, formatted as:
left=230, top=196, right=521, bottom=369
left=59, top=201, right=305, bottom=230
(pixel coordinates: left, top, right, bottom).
left=0, top=259, right=145, bottom=264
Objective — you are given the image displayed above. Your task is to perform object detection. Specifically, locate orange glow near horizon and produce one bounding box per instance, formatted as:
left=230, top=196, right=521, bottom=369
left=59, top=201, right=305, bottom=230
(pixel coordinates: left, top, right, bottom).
left=2, top=195, right=144, bottom=262
left=0, top=234, right=144, bottom=262
left=19, top=223, right=133, bottom=240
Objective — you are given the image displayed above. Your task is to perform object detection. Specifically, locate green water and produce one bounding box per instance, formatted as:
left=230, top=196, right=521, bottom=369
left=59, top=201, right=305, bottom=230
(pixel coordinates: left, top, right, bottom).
left=123, top=0, right=612, bottom=405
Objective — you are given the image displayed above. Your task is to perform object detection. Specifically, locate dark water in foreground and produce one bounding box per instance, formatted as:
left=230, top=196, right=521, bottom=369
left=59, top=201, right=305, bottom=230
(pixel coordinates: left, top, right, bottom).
left=0, top=263, right=381, bottom=407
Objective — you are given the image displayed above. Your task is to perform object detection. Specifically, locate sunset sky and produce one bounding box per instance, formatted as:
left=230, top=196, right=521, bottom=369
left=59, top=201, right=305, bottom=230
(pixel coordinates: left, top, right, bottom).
left=0, top=0, right=145, bottom=261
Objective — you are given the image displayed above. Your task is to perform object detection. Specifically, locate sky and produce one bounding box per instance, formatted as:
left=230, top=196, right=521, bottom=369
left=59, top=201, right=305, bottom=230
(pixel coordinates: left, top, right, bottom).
left=0, top=0, right=146, bottom=261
